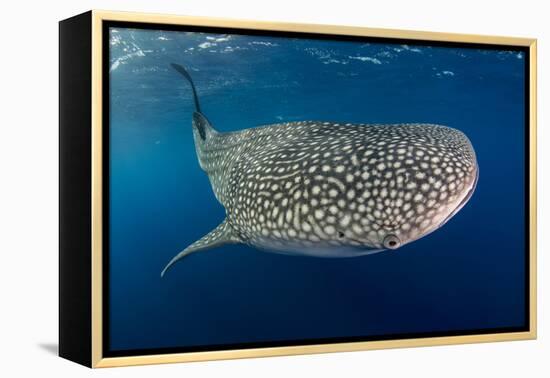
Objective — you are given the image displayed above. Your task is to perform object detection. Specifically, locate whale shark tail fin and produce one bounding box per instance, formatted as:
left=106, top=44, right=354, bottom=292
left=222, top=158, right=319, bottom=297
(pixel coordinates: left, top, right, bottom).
left=170, top=63, right=202, bottom=113
left=160, top=219, right=240, bottom=277
left=170, top=63, right=218, bottom=141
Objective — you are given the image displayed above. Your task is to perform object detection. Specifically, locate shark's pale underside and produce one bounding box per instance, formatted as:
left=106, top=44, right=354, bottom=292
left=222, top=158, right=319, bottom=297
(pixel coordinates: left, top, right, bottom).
left=161, top=63, right=478, bottom=277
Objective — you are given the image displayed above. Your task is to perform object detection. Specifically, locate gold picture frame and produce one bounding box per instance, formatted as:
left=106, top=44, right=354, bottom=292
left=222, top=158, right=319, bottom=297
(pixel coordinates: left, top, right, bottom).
left=59, top=10, right=537, bottom=368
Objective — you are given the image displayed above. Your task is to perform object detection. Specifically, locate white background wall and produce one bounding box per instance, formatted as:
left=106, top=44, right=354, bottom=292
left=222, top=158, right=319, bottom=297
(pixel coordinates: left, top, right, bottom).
left=0, top=0, right=547, bottom=376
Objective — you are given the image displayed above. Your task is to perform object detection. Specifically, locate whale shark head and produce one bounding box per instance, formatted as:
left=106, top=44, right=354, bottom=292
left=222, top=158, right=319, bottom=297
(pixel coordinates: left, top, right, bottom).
left=304, top=123, right=479, bottom=254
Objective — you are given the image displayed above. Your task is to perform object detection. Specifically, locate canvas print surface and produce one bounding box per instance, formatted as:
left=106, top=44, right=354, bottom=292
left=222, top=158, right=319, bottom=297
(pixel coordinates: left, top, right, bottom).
left=107, top=25, right=527, bottom=355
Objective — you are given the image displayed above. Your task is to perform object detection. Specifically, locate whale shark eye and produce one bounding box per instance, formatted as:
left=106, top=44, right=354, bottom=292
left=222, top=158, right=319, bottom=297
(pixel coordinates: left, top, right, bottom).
left=337, top=231, right=345, bottom=239
left=383, top=234, right=401, bottom=249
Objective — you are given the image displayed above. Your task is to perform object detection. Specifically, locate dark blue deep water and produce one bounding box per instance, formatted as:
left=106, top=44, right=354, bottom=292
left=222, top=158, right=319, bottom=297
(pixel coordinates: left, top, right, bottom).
left=108, top=27, right=526, bottom=352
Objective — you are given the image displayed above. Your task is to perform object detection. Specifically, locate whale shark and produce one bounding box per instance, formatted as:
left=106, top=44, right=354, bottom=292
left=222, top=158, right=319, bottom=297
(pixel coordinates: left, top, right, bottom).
left=161, top=63, right=479, bottom=277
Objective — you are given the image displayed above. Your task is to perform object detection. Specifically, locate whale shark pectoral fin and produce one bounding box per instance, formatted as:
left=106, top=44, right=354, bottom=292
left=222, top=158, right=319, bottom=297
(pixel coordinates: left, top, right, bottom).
left=160, top=219, right=239, bottom=277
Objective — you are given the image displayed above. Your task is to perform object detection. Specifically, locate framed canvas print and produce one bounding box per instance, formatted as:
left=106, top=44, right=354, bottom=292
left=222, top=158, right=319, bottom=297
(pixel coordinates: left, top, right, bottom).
left=59, top=10, right=537, bottom=368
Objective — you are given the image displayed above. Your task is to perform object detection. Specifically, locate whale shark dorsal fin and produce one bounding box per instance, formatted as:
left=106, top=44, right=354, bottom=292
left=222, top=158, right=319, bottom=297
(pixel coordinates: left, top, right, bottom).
left=193, top=111, right=217, bottom=141
left=160, top=219, right=239, bottom=277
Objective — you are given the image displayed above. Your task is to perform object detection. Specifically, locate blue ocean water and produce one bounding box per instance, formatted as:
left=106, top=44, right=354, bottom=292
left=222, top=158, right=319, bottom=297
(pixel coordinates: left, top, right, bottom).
left=108, top=27, right=526, bottom=352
